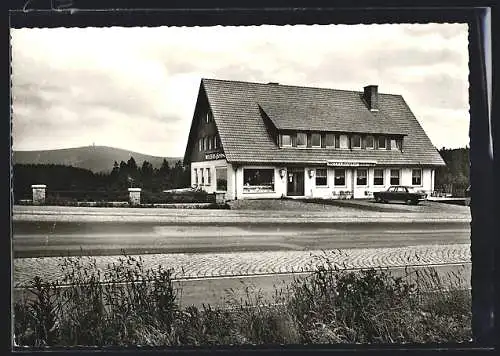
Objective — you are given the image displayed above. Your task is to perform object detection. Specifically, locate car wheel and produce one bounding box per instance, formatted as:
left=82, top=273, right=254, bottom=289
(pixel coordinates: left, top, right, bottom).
left=406, top=199, right=413, bottom=205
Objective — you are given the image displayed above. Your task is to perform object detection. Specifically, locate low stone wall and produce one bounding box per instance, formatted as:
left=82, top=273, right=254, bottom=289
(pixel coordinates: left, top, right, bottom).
left=21, top=185, right=229, bottom=208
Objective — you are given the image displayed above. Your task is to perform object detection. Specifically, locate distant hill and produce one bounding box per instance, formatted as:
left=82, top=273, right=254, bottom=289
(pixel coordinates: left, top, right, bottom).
left=13, top=146, right=182, bottom=173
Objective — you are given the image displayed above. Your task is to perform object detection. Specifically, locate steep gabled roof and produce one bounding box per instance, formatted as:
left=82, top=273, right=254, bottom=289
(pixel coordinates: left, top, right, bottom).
left=187, top=78, right=445, bottom=166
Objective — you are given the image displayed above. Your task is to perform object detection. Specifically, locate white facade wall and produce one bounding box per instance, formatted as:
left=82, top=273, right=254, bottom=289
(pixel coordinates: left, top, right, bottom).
left=235, top=166, right=284, bottom=200
left=191, top=159, right=228, bottom=194
left=192, top=162, right=435, bottom=200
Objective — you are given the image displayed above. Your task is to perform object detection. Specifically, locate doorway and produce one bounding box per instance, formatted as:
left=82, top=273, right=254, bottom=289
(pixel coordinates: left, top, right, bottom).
left=287, top=169, right=305, bottom=196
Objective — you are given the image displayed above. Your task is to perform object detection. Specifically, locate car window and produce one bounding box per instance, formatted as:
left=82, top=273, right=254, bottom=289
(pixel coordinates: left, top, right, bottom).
left=388, top=187, right=395, bottom=192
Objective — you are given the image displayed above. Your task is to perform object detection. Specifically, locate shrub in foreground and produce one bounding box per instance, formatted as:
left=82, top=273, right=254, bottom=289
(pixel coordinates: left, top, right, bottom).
left=13, top=253, right=471, bottom=347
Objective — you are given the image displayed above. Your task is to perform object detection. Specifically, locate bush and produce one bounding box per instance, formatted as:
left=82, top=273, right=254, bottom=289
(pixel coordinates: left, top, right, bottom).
left=286, top=258, right=471, bottom=344
left=141, top=190, right=215, bottom=204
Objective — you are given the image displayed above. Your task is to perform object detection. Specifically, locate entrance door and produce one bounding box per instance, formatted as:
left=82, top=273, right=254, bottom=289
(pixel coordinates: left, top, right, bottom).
left=287, top=169, right=305, bottom=196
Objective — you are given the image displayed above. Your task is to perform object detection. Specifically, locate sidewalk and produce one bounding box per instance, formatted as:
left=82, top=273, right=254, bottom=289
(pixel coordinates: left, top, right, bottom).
left=13, top=205, right=471, bottom=224
left=13, top=243, right=471, bottom=288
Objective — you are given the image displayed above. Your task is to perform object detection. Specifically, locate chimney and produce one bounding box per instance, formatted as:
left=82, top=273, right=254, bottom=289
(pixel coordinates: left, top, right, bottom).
left=363, top=85, right=379, bottom=111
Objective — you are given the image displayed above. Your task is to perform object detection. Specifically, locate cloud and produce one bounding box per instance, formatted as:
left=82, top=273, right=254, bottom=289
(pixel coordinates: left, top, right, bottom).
left=11, top=23, right=469, bottom=156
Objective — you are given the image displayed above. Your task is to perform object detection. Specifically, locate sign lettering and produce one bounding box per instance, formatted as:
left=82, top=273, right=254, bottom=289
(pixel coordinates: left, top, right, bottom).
left=205, top=152, right=226, bottom=161
left=326, top=160, right=377, bottom=167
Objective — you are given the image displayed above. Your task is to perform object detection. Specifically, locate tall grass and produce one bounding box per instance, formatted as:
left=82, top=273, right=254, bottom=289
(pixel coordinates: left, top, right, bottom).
left=13, top=253, right=471, bottom=347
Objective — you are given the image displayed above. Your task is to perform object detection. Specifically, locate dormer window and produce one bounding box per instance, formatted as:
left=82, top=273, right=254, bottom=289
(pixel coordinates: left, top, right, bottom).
left=325, top=133, right=335, bottom=148
left=365, top=135, right=374, bottom=149
left=339, top=135, right=349, bottom=149
left=351, top=135, right=361, bottom=149
left=311, top=133, right=321, bottom=148
left=297, top=132, right=307, bottom=147
left=377, top=136, right=386, bottom=149
left=281, top=134, right=292, bottom=147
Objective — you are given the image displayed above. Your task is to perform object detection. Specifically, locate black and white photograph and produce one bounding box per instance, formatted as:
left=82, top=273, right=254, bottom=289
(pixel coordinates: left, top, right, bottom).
left=11, top=22, right=475, bottom=347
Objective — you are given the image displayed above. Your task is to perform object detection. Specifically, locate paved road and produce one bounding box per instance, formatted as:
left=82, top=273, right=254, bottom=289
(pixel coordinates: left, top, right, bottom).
left=13, top=244, right=471, bottom=307
left=13, top=220, right=470, bottom=258
left=13, top=263, right=471, bottom=308
left=13, top=244, right=470, bottom=287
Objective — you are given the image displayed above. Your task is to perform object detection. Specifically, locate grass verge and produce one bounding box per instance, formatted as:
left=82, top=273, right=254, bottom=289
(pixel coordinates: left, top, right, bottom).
left=13, top=253, right=471, bottom=347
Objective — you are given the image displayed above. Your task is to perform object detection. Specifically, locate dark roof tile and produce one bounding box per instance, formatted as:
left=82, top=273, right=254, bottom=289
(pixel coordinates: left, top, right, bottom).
left=197, top=78, right=445, bottom=166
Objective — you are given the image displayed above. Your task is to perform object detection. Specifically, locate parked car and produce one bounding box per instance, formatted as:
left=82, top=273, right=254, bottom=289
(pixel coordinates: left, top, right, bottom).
left=373, top=186, right=427, bottom=205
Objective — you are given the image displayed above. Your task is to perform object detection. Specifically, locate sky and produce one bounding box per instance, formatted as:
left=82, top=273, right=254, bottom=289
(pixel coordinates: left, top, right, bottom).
left=11, top=24, right=469, bottom=157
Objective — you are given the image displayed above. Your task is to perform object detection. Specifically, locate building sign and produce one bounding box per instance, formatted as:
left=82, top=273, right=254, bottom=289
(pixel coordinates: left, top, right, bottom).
left=326, top=160, right=377, bottom=167
left=205, top=152, right=226, bottom=160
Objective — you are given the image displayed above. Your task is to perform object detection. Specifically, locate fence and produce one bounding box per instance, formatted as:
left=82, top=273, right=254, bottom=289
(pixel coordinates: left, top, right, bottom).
left=434, top=183, right=469, bottom=198
left=15, top=186, right=220, bottom=206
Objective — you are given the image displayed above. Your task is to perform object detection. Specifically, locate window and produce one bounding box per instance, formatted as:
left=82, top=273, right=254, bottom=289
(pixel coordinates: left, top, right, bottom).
left=216, top=167, right=227, bottom=191
left=390, top=139, right=398, bottom=150
left=325, top=133, right=335, bottom=148
left=206, top=111, right=213, bottom=123
left=339, top=135, right=349, bottom=149
left=194, top=168, right=198, bottom=185
left=351, top=135, right=361, bottom=149
left=412, top=169, right=422, bottom=185
left=356, top=169, right=367, bottom=186
left=198, top=138, right=203, bottom=152
left=334, top=169, right=346, bottom=186
left=214, top=136, right=218, bottom=149
left=207, top=136, right=212, bottom=150
left=206, top=168, right=211, bottom=186
left=390, top=169, right=400, bottom=185
left=295, top=132, right=307, bottom=147
left=366, top=136, right=374, bottom=149
left=281, top=134, right=292, bottom=147
left=316, top=168, right=327, bottom=186
left=200, top=168, right=204, bottom=185
left=378, top=136, right=386, bottom=149
left=311, top=133, right=321, bottom=147
left=374, top=169, right=384, bottom=185
left=243, top=169, right=275, bottom=192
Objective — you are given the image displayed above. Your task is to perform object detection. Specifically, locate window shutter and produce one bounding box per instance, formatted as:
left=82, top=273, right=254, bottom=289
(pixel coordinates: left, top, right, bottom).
left=321, top=133, right=326, bottom=148
left=291, top=134, right=297, bottom=147
left=386, top=137, right=391, bottom=150
left=307, top=134, right=312, bottom=148
left=361, top=136, right=366, bottom=149
left=335, top=135, right=340, bottom=149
